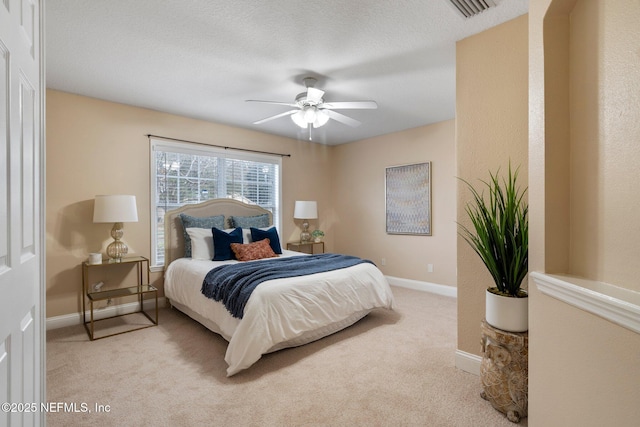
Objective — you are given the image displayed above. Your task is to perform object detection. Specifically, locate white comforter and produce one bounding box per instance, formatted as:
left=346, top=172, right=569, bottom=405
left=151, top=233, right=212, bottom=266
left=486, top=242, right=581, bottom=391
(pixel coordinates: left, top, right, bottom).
left=164, top=250, right=395, bottom=376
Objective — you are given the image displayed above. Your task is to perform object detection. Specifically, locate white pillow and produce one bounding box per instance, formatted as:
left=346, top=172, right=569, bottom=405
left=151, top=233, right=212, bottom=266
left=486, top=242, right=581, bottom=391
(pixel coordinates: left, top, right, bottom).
left=185, top=228, right=214, bottom=260
left=242, top=228, right=252, bottom=244
left=241, top=227, right=275, bottom=244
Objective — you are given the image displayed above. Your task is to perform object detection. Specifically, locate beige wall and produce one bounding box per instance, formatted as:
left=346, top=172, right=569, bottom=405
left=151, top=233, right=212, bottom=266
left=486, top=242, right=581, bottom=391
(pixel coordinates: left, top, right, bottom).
left=568, top=0, right=640, bottom=288
left=46, top=90, right=334, bottom=317
left=529, top=0, right=640, bottom=424
left=46, top=91, right=459, bottom=319
left=455, top=15, right=529, bottom=355
left=331, top=120, right=457, bottom=286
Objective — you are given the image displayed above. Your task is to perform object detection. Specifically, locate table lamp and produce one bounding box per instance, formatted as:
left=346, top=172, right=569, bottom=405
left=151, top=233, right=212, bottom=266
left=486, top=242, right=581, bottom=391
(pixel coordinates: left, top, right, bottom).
left=93, top=195, right=138, bottom=262
left=294, top=201, right=317, bottom=243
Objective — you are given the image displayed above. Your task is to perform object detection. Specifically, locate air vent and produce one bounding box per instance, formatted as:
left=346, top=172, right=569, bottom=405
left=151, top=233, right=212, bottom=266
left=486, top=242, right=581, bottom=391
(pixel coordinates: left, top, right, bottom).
left=447, top=0, right=496, bottom=18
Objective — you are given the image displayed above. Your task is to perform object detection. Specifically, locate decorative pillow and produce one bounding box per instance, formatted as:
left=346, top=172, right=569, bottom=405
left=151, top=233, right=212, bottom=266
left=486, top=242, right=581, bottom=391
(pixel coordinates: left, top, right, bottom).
left=231, top=239, right=277, bottom=262
left=229, top=213, right=270, bottom=229
left=179, top=213, right=225, bottom=257
left=185, top=228, right=214, bottom=260
left=241, top=228, right=253, bottom=244
left=212, top=227, right=243, bottom=261
left=250, top=227, right=282, bottom=254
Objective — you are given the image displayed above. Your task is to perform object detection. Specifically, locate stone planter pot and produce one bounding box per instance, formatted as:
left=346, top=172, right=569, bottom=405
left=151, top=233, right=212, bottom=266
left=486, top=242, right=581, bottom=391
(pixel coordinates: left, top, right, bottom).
left=480, top=319, right=528, bottom=423
left=485, top=289, right=528, bottom=332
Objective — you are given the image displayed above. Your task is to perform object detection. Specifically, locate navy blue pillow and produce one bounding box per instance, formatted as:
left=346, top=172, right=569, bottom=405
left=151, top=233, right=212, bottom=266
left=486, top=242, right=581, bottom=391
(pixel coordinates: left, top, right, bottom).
left=250, top=227, right=282, bottom=254
left=212, top=227, right=243, bottom=260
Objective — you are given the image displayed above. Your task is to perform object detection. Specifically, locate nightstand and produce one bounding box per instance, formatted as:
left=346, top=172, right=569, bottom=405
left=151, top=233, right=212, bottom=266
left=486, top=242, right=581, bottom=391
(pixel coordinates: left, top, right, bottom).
left=287, top=241, right=324, bottom=254
left=82, top=256, right=158, bottom=340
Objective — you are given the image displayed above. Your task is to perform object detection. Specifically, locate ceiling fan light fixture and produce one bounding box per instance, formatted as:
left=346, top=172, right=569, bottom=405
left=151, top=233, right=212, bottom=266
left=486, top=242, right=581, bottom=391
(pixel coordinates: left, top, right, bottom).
left=291, top=111, right=307, bottom=128
left=313, top=110, right=330, bottom=128
left=303, top=106, right=317, bottom=123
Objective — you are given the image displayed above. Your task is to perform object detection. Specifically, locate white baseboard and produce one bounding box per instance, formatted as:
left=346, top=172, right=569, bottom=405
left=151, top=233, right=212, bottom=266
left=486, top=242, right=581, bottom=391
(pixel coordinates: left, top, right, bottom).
left=455, top=350, right=481, bottom=376
left=386, top=275, right=457, bottom=298
left=46, top=297, right=166, bottom=330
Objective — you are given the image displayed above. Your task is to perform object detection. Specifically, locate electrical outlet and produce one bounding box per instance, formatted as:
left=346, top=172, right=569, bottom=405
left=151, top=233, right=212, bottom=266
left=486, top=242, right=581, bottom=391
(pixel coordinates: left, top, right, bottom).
left=427, top=264, right=434, bottom=273
left=381, top=258, right=386, bottom=266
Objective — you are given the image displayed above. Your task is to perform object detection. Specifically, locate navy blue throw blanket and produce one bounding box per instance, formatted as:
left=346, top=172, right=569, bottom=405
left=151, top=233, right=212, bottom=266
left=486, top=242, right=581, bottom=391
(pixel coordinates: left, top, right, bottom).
left=201, top=254, right=373, bottom=319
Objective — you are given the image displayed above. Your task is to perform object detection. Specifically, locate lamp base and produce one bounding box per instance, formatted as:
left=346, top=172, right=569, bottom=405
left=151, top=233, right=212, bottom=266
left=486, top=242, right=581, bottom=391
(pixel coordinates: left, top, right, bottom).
left=300, top=232, right=311, bottom=243
left=106, top=222, right=128, bottom=262
left=106, top=240, right=128, bottom=262
left=300, top=220, right=311, bottom=243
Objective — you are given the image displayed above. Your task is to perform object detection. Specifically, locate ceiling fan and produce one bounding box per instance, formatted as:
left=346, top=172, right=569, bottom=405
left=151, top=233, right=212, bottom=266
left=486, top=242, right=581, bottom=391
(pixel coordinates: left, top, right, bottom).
left=246, top=77, right=378, bottom=134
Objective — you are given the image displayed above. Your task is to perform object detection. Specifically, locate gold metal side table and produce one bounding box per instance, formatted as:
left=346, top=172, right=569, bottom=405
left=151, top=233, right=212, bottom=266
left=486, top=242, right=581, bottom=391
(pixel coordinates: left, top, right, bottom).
left=82, top=256, right=158, bottom=340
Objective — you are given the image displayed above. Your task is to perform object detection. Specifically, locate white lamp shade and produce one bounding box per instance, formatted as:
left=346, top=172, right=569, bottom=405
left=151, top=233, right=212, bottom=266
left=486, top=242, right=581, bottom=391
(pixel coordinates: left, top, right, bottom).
left=294, top=201, right=318, bottom=219
left=93, top=195, right=138, bottom=223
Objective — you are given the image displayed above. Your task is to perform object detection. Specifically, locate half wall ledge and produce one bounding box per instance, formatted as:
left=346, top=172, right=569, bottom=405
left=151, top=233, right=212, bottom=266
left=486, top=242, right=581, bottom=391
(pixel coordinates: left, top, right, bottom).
left=530, top=272, right=640, bottom=335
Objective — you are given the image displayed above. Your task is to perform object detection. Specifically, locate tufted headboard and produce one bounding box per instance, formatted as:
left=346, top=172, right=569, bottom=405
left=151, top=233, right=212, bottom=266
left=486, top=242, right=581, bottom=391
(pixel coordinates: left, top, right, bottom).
left=163, top=198, right=273, bottom=268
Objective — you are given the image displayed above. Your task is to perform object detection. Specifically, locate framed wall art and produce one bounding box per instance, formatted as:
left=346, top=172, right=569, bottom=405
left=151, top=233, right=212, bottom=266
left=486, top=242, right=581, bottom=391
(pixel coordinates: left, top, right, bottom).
left=385, top=162, right=431, bottom=235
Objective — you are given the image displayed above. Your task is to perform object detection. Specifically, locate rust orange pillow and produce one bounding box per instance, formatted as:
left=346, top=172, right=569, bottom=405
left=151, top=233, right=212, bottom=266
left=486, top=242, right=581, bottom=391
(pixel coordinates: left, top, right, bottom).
left=230, top=238, right=277, bottom=261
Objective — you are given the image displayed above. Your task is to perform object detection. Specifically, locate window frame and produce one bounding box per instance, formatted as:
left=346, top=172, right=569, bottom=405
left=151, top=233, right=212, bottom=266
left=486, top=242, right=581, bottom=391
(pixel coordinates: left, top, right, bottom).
left=149, top=137, right=282, bottom=270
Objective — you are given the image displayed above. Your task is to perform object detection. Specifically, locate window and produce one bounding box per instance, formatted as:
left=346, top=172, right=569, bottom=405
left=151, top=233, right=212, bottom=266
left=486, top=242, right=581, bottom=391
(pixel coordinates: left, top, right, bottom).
left=150, top=138, right=281, bottom=268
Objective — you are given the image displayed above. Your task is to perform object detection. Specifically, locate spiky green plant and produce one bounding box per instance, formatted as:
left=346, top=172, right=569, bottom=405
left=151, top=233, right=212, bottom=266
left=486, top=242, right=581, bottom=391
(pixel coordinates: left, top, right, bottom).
left=458, top=164, right=528, bottom=297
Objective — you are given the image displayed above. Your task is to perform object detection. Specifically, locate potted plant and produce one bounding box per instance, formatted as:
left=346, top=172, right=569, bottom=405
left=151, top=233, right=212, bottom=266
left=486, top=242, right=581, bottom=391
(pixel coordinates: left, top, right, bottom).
left=458, top=164, right=528, bottom=332
left=311, top=229, right=325, bottom=243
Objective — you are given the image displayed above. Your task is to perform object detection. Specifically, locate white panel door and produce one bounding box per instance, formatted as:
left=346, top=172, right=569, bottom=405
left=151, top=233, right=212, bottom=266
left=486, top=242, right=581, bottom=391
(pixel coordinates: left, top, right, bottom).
left=0, top=0, right=44, bottom=426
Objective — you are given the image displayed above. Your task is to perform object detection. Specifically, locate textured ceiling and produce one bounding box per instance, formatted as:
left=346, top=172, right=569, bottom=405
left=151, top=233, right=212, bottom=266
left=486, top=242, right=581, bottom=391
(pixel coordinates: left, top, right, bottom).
left=46, top=0, right=528, bottom=145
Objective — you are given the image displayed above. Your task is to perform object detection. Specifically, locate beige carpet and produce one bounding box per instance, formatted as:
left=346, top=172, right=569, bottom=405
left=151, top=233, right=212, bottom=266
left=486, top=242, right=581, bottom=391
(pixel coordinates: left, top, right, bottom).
left=46, top=286, right=527, bottom=426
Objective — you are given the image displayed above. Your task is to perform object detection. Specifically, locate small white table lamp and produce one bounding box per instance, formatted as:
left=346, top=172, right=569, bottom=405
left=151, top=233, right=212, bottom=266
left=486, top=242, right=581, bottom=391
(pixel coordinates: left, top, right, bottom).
left=294, top=201, right=318, bottom=243
left=93, top=195, right=138, bottom=262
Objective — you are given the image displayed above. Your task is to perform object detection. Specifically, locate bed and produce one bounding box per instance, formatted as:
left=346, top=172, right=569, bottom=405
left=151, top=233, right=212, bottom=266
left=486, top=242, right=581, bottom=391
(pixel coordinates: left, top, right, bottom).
left=163, top=199, right=395, bottom=376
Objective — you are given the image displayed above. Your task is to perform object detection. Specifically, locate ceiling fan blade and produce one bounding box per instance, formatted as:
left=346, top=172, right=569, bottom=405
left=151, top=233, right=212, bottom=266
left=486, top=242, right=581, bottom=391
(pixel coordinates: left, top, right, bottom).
left=325, top=110, right=361, bottom=127
left=245, top=100, right=298, bottom=107
left=306, top=87, right=325, bottom=104
left=252, top=109, right=299, bottom=125
left=319, top=101, right=378, bottom=110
